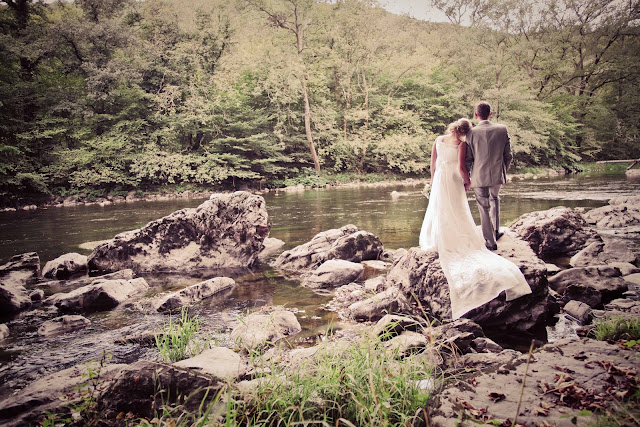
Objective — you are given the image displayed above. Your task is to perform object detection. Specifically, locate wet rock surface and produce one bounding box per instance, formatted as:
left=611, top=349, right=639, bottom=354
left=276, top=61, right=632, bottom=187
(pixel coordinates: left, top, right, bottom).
left=48, top=277, right=150, bottom=313
left=37, top=315, right=90, bottom=336
left=583, top=195, right=640, bottom=230
left=42, top=252, right=88, bottom=279
left=570, top=239, right=637, bottom=267
left=510, top=207, right=599, bottom=257
left=230, top=309, right=302, bottom=351
left=88, top=192, right=270, bottom=273
left=154, top=277, right=236, bottom=312
left=0, top=252, right=40, bottom=316
left=548, top=265, right=628, bottom=307
left=273, top=225, right=383, bottom=272
left=347, top=286, right=409, bottom=321
left=302, top=259, right=364, bottom=289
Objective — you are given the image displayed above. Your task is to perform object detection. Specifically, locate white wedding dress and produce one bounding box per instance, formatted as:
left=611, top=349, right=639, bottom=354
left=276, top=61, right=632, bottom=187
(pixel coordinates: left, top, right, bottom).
left=419, top=136, right=531, bottom=320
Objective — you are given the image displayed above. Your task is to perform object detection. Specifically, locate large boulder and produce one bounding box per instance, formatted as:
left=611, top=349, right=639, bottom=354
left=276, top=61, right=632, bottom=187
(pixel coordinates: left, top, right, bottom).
left=231, top=309, right=301, bottom=351
left=88, top=192, right=270, bottom=273
left=548, top=265, right=628, bottom=307
left=173, top=347, right=246, bottom=380
left=0, top=253, right=39, bottom=316
left=583, top=195, right=640, bottom=229
left=273, top=225, right=383, bottom=272
left=42, top=253, right=88, bottom=279
left=386, top=232, right=555, bottom=337
left=37, top=315, right=90, bottom=336
left=154, top=277, right=236, bottom=312
left=347, top=287, right=410, bottom=321
left=98, top=360, right=221, bottom=421
left=569, top=239, right=637, bottom=267
left=302, top=260, right=364, bottom=289
left=48, top=277, right=149, bottom=313
left=510, top=206, right=599, bottom=257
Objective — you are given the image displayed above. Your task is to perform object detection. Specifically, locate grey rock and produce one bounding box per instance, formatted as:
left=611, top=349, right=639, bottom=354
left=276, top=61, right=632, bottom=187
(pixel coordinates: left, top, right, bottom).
left=88, top=192, right=270, bottom=273
left=430, top=338, right=639, bottom=426
left=583, top=196, right=640, bottom=229
left=570, top=239, right=637, bottom=267
left=37, top=315, right=90, bottom=336
left=383, top=331, right=429, bottom=357
left=42, top=253, right=88, bottom=279
left=549, top=265, right=627, bottom=307
left=302, top=260, right=364, bottom=289
left=173, top=347, right=246, bottom=380
left=0, top=323, right=8, bottom=340
left=154, top=277, right=236, bottom=312
left=231, top=309, right=301, bottom=351
left=363, top=276, right=387, bottom=292
left=510, top=206, right=599, bottom=256
left=433, top=319, right=485, bottom=354
left=0, top=252, right=40, bottom=278
left=273, top=225, right=383, bottom=272
left=563, top=300, right=593, bottom=324
left=372, top=314, right=423, bottom=339
left=49, top=277, right=149, bottom=313
left=624, top=272, right=640, bottom=286
left=471, top=337, right=503, bottom=353
left=0, top=363, right=126, bottom=427
left=258, top=237, right=285, bottom=261
left=609, top=262, right=640, bottom=276
left=604, top=298, right=640, bottom=314
left=0, top=253, right=40, bottom=315
left=347, top=286, right=409, bottom=321
left=29, top=289, right=45, bottom=302
left=98, top=360, right=221, bottom=421
left=545, top=263, right=562, bottom=276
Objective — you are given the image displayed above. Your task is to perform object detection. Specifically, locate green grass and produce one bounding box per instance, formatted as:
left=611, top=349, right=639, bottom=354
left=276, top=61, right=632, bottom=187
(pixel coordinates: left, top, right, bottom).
left=155, top=307, right=205, bottom=362
left=591, top=316, right=640, bottom=342
left=577, top=162, right=634, bottom=174
left=282, top=171, right=411, bottom=188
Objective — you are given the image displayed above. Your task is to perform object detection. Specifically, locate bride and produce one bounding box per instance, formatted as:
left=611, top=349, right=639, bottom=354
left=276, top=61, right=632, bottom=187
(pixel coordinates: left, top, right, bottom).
left=419, top=118, right=531, bottom=320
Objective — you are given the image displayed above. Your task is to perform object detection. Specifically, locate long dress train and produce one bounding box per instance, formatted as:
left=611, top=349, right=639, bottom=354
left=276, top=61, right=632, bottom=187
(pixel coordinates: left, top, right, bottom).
left=419, top=136, right=531, bottom=320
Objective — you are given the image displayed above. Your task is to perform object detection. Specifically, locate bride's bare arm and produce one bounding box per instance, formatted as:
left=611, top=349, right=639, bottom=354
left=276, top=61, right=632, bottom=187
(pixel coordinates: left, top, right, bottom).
left=430, top=142, right=437, bottom=177
left=458, top=142, right=471, bottom=191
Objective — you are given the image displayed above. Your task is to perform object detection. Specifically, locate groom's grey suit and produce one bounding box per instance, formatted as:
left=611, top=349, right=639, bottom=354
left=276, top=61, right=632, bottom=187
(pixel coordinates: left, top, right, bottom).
left=465, top=120, right=513, bottom=247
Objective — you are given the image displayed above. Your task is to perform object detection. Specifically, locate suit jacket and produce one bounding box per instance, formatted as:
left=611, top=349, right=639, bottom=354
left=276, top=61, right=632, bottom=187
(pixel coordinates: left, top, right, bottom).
left=465, top=120, right=513, bottom=188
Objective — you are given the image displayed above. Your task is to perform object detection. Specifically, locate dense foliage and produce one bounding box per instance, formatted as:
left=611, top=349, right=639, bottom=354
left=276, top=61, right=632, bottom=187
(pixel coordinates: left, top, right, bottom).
left=0, top=0, right=638, bottom=203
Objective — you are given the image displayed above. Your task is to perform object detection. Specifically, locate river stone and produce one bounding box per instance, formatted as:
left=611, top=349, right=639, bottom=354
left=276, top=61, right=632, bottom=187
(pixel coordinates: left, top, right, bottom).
left=42, top=253, right=88, bottom=279
left=429, top=338, right=639, bottom=427
left=231, top=309, right=302, bottom=351
left=583, top=195, right=640, bottom=229
left=604, top=298, right=640, bottom=314
left=258, top=237, right=285, bottom=261
left=0, top=279, right=32, bottom=316
left=88, top=192, right=270, bottom=273
left=302, top=260, right=364, bottom=289
left=273, top=225, right=383, bottom=272
left=173, top=347, right=246, bottom=380
left=98, top=360, right=221, bottom=421
left=154, top=277, right=236, bottom=312
left=563, top=300, right=593, bottom=324
left=0, top=324, right=8, bottom=340
left=372, top=314, right=423, bottom=339
left=471, top=337, right=503, bottom=353
left=569, top=239, right=637, bottom=267
left=386, top=233, right=554, bottom=338
left=346, top=286, right=410, bottom=321
left=0, top=252, right=40, bottom=278
left=37, top=315, right=90, bottom=336
left=383, top=331, right=429, bottom=357
left=29, top=289, right=45, bottom=302
left=49, top=277, right=149, bottom=313
left=510, top=206, right=599, bottom=257
left=609, top=262, right=640, bottom=276
left=624, top=272, right=640, bottom=286
left=0, top=362, right=127, bottom=427
left=548, top=265, right=628, bottom=307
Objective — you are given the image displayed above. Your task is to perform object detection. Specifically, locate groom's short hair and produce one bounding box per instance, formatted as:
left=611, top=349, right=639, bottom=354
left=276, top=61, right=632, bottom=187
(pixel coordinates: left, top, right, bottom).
left=476, top=102, right=491, bottom=120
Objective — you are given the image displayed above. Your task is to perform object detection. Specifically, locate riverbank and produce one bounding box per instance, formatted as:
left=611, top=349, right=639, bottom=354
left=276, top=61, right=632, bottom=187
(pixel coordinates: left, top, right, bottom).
left=1, top=167, right=573, bottom=213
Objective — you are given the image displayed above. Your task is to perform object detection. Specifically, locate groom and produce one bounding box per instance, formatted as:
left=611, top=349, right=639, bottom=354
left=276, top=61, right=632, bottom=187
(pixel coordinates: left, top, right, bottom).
left=465, top=101, right=513, bottom=251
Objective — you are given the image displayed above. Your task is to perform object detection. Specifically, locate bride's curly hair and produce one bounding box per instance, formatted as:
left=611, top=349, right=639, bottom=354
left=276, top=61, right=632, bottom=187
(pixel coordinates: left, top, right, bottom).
left=446, top=118, right=472, bottom=136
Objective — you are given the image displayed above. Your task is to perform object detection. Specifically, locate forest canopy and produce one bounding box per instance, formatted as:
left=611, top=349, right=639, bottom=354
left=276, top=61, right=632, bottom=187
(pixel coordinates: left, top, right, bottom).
left=1, top=0, right=638, bottom=203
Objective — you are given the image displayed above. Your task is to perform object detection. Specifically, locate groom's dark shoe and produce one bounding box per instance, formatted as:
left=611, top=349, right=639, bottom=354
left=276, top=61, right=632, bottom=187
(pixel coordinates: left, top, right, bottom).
left=496, top=230, right=504, bottom=240
left=485, top=242, right=498, bottom=251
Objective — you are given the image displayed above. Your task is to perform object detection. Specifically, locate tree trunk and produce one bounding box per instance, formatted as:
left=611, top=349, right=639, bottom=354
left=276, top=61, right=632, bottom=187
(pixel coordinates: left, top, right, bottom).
left=359, top=68, right=369, bottom=171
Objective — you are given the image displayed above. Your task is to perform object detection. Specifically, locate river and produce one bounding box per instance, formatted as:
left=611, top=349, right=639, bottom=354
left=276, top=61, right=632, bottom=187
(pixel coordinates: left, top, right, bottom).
left=0, top=172, right=639, bottom=398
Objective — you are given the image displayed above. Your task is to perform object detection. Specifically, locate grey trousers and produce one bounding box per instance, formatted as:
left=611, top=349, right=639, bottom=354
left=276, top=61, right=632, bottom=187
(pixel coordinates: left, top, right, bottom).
left=473, top=184, right=502, bottom=246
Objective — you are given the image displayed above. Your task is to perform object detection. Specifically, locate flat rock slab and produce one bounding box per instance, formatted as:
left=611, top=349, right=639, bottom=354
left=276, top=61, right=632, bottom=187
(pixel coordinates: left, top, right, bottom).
left=0, top=252, right=40, bottom=278
left=347, top=286, right=409, bottom=321
left=88, top=192, right=270, bottom=273
left=570, top=239, right=637, bottom=267
left=302, top=259, right=364, bottom=289
left=510, top=207, right=599, bottom=257
left=548, top=265, right=627, bottom=307
left=42, top=252, right=88, bottom=279
left=273, top=225, right=383, bottom=272
left=231, top=309, right=301, bottom=351
left=583, top=196, right=640, bottom=229
left=430, top=338, right=640, bottom=426
left=37, top=315, right=90, bottom=336
left=154, top=277, right=236, bottom=312
left=173, top=347, right=246, bottom=380
left=49, top=277, right=149, bottom=313
left=604, top=298, right=640, bottom=315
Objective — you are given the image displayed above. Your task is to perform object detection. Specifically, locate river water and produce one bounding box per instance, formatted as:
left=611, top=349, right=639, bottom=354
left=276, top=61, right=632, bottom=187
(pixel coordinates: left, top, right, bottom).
left=0, top=172, right=639, bottom=398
